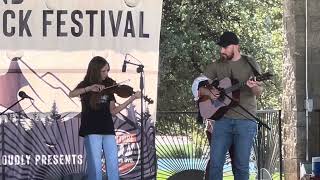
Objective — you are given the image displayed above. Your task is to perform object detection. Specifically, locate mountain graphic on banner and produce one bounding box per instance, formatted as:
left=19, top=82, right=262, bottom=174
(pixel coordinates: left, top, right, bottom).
left=0, top=57, right=29, bottom=112
left=0, top=57, right=80, bottom=114
left=18, top=58, right=80, bottom=113
left=18, top=58, right=78, bottom=102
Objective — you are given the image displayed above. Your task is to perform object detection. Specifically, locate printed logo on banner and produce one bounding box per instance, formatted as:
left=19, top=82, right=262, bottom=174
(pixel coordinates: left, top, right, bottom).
left=124, top=0, right=141, bottom=7
left=116, top=129, right=140, bottom=175
left=3, top=0, right=23, bottom=4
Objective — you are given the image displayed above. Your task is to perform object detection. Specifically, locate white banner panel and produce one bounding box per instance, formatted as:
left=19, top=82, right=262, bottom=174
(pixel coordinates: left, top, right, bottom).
left=0, top=0, right=162, bottom=179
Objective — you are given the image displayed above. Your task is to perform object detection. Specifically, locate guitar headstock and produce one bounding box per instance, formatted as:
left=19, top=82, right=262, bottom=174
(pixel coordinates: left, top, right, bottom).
left=255, top=72, right=273, bottom=81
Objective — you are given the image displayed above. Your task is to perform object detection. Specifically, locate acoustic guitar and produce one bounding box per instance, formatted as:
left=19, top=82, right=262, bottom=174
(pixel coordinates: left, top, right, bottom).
left=198, top=72, right=273, bottom=120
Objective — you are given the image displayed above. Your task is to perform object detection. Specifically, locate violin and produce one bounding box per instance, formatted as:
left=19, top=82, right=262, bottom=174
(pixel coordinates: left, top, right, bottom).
left=101, top=81, right=154, bottom=104
left=108, top=84, right=153, bottom=104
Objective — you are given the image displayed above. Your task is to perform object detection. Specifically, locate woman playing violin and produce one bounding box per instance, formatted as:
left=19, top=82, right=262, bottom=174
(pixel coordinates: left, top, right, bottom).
left=69, top=56, right=141, bottom=180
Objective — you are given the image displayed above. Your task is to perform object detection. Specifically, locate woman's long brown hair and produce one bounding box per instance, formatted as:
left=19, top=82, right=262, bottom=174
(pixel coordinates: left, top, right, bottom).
left=82, top=56, right=109, bottom=110
left=83, top=56, right=109, bottom=84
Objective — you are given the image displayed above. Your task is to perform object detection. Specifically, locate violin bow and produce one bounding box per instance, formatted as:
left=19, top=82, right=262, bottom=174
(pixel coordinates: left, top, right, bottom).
left=104, top=79, right=131, bottom=90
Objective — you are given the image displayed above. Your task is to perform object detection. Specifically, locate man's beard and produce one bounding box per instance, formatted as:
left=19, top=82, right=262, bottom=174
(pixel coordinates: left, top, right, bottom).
left=220, top=52, right=234, bottom=61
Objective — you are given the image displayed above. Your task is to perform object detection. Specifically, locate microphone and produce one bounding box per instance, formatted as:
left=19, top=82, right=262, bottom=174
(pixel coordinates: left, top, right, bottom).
left=122, top=60, right=127, bottom=72
left=122, top=54, right=129, bottom=72
left=18, top=91, right=34, bottom=100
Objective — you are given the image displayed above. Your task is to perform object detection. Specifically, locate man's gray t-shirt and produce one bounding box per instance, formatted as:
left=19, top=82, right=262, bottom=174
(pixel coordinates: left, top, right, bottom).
left=203, top=55, right=261, bottom=120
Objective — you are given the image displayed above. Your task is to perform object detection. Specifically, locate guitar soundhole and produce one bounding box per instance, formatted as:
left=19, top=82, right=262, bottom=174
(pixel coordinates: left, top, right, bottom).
left=212, top=100, right=223, bottom=107
left=210, top=94, right=226, bottom=108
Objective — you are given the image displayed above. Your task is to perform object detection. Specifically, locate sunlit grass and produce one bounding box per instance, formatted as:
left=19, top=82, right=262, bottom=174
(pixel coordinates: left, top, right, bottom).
left=156, top=170, right=282, bottom=179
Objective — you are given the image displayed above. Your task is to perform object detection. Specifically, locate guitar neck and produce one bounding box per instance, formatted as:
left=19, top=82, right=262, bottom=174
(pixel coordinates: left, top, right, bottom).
left=224, top=81, right=247, bottom=94
left=221, top=73, right=271, bottom=94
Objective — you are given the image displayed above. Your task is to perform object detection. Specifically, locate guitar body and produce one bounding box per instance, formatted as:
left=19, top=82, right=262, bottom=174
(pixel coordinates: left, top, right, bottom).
left=198, top=77, right=239, bottom=120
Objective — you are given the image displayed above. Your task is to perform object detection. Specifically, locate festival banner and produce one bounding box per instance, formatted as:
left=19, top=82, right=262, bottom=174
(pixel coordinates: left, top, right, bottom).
left=0, top=0, right=162, bottom=179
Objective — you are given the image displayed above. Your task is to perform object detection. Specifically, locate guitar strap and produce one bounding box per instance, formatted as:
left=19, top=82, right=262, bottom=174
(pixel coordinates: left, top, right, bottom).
left=242, top=55, right=261, bottom=76
left=230, top=68, right=234, bottom=79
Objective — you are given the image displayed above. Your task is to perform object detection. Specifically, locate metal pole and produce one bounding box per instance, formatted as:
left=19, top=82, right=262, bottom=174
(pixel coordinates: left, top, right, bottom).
left=257, top=124, right=262, bottom=180
left=139, top=68, right=145, bottom=180
left=279, top=110, right=283, bottom=180
left=305, top=0, right=309, bottom=162
left=1, top=116, right=4, bottom=180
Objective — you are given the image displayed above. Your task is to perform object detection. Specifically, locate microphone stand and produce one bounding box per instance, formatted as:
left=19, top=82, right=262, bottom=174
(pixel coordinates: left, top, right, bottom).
left=0, top=98, right=25, bottom=116
left=123, top=60, right=146, bottom=180
left=0, top=97, right=26, bottom=180
left=210, top=87, right=270, bottom=180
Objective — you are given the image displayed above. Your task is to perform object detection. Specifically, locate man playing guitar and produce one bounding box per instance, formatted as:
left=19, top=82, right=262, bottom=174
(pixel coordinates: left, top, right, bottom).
left=192, top=31, right=263, bottom=180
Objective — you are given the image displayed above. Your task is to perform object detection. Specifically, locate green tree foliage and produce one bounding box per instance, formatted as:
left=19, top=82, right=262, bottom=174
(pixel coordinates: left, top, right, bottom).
left=158, top=0, right=283, bottom=111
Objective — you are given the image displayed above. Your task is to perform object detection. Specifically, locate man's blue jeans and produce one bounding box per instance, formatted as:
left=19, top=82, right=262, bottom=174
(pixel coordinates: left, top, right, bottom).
left=84, top=134, right=119, bottom=180
left=209, top=117, right=257, bottom=180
